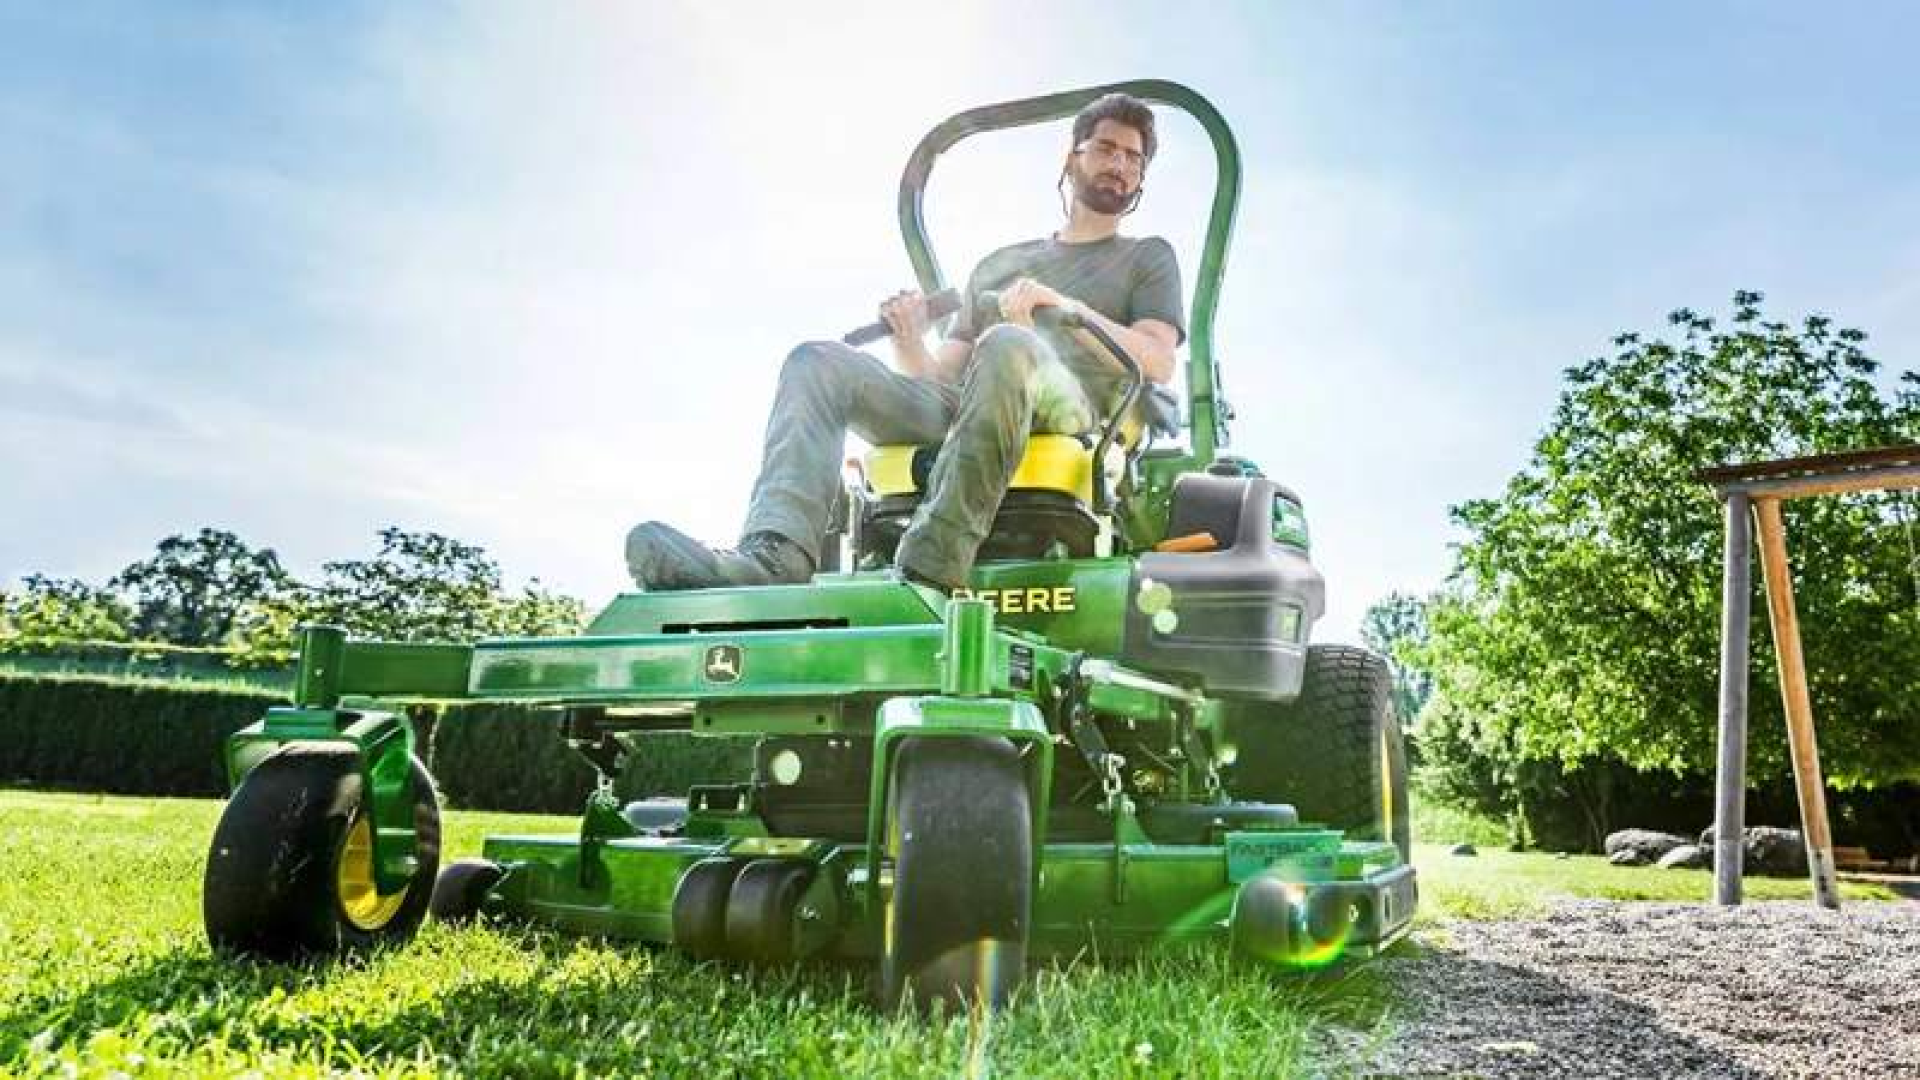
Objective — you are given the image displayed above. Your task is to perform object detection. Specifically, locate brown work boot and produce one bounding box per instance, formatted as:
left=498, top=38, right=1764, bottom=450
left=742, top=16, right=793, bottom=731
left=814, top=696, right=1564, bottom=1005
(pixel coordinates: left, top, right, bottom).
left=626, top=524, right=814, bottom=590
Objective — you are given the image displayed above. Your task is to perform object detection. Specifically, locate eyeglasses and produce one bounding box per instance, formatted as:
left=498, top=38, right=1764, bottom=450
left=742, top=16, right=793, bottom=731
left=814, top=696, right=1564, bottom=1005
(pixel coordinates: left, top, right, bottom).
left=1074, top=138, right=1147, bottom=173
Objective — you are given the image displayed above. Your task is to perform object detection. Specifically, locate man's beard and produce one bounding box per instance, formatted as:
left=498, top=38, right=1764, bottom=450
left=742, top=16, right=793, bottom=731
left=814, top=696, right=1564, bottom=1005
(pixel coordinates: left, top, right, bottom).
left=1068, top=166, right=1135, bottom=215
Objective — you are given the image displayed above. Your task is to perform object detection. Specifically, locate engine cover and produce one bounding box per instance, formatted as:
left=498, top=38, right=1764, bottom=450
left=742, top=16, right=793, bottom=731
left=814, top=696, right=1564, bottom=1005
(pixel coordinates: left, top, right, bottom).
left=1122, top=473, right=1326, bottom=700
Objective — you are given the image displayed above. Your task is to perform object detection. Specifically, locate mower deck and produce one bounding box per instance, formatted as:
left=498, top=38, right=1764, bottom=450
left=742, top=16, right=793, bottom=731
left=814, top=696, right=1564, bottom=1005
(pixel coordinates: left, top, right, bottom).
left=479, top=828, right=1417, bottom=963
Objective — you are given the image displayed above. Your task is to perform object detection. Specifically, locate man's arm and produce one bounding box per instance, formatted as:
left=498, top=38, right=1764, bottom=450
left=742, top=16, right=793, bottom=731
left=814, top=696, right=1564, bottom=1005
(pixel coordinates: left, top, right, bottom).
left=895, top=336, right=973, bottom=384
left=1070, top=308, right=1179, bottom=385
left=997, top=278, right=1180, bottom=385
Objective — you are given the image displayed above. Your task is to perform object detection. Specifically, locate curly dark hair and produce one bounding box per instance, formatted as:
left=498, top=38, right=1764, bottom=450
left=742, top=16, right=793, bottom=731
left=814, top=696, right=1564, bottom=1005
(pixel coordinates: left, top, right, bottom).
left=1071, top=92, right=1158, bottom=162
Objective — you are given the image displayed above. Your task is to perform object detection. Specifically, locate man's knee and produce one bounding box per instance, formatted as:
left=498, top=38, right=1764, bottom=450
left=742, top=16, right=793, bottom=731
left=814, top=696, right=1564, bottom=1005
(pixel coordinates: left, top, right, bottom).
left=783, top=339, right=844, bottom=375
left=779, top=339, right=858, bottom=397
left=969, top=324, right=1043, bottom=386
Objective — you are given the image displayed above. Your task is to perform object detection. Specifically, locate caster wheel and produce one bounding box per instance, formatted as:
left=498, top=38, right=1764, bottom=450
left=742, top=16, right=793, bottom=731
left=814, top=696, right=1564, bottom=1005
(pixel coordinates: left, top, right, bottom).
left=672, top=856, right=745, bottom=960
left=203, top=744, right=441, bottom=960
left=430, top=858, right=504, bottom=924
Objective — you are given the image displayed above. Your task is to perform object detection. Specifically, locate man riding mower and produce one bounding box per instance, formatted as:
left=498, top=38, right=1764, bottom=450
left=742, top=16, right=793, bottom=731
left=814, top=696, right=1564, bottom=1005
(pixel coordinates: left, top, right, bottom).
left=627, top=91, right=1184, bottom=596
left=200, top=81, right=1416, bottom=1014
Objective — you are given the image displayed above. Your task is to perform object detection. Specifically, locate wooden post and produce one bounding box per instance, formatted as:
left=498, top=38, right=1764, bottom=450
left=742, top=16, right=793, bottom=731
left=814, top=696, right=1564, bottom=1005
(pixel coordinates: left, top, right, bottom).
left=1751, top=497, right=1842, bottom=910
left=1712, top=492, right=1752, bottom=905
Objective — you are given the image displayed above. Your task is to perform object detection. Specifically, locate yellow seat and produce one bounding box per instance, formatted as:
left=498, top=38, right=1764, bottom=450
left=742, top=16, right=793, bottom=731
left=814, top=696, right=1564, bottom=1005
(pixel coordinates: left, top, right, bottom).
left=866, top=434, right=1097, bottom=504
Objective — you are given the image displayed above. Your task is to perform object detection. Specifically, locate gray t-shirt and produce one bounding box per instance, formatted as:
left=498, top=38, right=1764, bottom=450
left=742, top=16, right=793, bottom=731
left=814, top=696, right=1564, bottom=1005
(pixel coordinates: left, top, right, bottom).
left=946, top=233, right=1186, bottom=408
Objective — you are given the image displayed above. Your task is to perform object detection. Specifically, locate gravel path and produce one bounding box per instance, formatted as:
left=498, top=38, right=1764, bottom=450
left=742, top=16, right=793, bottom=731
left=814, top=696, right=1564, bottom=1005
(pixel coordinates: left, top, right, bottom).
left=1323, top=900, right=1920, bottom=1078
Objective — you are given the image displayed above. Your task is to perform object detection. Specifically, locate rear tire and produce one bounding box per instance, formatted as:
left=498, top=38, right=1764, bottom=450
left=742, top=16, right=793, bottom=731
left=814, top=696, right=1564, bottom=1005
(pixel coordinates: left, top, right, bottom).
left=880, top=736, right=1032, bottom=1012
left=203, top=744, right=441, bottom=960
left=1228, top=645, right=1411, bottom=863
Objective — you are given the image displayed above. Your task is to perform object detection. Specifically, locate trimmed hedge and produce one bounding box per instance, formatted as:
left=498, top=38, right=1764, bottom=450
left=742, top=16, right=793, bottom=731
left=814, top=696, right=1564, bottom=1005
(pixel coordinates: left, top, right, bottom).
left=0, top=673, right=279, bottom=797
left=427, top=705, right=753, bottom=813
left=0, top=673, right=753, bottom=811
left=0, top=641, right=292, bottom=689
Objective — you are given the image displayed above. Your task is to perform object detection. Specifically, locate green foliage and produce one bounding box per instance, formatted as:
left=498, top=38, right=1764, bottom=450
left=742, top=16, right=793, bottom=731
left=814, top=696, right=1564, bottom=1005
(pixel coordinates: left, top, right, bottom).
left=1419, top=292, right=1920, bottom=833
left=1410, top=691, right=1522, bottom=834
left=228, top=528, right=587, bottom=663
left=1410, top=842, right=1895, bottom=922
left=224, top=596, right=307, bottom=667
left=0, top=576, right=132, bottom=649
left=427, top=705, right=752, bottom=813
left=494, top=583, right=590, bottom=639
left=0, top=640, right=290, bottom=690
left=1359, top=591, right=1433, bottom=723
left=1409, top=784, right=1512, bottom=849
left=302, top=529, right=510, bottom=641
left=0, top=673, right=746, bottom=811
left=0, top=673, right=276, bottom=796
left=110, top=528, right=291, bottom=647
left=7, top=526, right=587, bottom=670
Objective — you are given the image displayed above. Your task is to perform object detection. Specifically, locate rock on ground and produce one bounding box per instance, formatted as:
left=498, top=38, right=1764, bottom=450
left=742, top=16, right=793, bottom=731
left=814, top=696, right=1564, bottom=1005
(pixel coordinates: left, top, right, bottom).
left=1606, top=829, right=1690, bottom=864
left=1699, top=826, right=1808, bottom=876
left=1319, top=900, right=1920, bottom=1078
left=1657, top=844, right=1710, bottom=870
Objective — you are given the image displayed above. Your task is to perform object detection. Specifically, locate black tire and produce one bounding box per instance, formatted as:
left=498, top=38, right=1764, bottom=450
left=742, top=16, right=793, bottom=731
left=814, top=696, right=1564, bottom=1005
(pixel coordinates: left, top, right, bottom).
left=724, top=858, right=817, bottom=964
left=204, top=743, right=441, bottom=960
left=430, top=858, right=504, bottom=924
left=880, top=736, right=1032, bottom=1012
left=1228, top=645, right=1411, bottom=863
left=672, top=857, right=745, bottom=960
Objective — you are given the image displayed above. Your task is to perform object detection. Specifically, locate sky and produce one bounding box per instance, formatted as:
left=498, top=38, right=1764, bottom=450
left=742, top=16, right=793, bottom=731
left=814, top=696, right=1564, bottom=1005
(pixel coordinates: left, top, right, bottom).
left=2, top=2, right=1916, bottom=643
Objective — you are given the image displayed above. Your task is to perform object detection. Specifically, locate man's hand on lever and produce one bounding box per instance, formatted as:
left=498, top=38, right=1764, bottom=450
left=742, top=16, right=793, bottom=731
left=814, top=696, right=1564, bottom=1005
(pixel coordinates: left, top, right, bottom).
left=996, top=278, right=1075, bottom=329
left=879, top=288, right=935, bottom=380
left=881, top=288, right=972, bottom=385
left=880, top=289, right=932, bottom=344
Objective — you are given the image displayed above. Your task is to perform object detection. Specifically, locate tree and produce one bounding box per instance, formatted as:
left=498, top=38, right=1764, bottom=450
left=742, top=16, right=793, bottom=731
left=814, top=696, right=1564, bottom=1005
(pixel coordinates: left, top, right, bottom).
left=0, top=575, right=133, bottom=646
left=228, top=528, right=586, bottom=662
left=1360, top=591, right=1433, bottom=723
left=1421, top=292, right=1920, bottom=828
left=302, top=528, right=507, bottom=643
left=110, top=529, right=291, bottom=646
left=496, top=583, right=590, bottom=639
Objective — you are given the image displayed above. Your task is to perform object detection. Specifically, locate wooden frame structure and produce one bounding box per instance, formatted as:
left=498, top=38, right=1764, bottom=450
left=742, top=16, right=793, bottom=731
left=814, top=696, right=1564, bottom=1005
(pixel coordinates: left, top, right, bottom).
left=1698, top=444, right=1920, bottom=908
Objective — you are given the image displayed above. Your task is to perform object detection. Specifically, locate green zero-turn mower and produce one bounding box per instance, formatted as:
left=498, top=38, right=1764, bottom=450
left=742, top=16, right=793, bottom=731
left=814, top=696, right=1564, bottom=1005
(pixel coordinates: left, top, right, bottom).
left=201, top=80, right=1416, bottom=1010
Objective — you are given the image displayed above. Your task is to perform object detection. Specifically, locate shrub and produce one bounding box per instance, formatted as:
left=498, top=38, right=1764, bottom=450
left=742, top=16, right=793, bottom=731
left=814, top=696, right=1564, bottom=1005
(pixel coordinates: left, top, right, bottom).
left=0, top=674, right=753, bottom=811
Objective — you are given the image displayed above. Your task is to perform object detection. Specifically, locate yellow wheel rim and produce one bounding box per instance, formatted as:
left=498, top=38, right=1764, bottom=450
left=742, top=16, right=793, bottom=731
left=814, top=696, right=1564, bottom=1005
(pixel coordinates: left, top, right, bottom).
left=337, top=813, right=409, bottom=930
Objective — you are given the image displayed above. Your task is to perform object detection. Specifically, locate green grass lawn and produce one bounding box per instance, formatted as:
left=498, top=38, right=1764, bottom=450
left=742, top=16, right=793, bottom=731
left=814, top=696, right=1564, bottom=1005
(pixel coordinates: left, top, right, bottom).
left=0, top=790, right=1896, bottom=1078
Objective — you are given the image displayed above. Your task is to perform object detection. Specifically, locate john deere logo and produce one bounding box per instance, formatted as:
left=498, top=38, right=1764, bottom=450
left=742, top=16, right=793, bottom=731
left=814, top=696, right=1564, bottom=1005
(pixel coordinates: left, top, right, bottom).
left=703, top=644, right=742, bottom=683
left=950, top=586, right=1076, bottom=615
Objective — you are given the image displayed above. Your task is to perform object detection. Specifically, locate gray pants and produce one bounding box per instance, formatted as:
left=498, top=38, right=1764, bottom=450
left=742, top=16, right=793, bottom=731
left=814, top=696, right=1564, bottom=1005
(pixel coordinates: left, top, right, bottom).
left=743, top=324, right=1095, bottom=586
